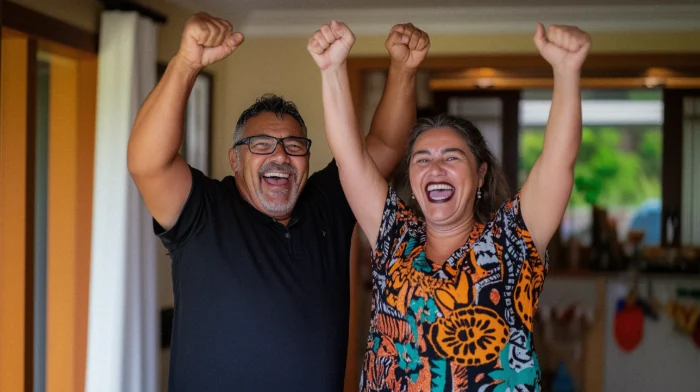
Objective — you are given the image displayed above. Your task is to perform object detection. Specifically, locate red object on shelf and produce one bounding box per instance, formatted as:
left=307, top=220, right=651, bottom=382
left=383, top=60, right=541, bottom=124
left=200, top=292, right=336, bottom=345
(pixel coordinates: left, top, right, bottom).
left=615, top=305, right=644, bottom=352
left=692, top=319, right=700, bottom=349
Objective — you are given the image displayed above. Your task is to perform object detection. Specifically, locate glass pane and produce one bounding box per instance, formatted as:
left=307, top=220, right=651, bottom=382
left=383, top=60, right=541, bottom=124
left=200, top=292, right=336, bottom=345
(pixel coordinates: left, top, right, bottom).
left=519, top=89, right=664, bottom=268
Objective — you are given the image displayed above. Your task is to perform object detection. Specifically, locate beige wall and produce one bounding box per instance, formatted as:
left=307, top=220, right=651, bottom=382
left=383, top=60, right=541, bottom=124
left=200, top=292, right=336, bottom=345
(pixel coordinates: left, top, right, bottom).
left=211, top=30, right=700, bottom=178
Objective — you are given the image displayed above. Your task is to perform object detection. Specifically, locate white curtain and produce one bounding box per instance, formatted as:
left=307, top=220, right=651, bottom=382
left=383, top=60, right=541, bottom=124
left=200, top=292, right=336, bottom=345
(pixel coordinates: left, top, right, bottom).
left=85, top=11, right=158, bottom=392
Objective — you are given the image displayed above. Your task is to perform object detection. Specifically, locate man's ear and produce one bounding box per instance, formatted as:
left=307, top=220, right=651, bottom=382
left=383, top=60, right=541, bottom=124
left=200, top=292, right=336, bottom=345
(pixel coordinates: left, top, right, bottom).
left=229, top=147, right=239, bottom=173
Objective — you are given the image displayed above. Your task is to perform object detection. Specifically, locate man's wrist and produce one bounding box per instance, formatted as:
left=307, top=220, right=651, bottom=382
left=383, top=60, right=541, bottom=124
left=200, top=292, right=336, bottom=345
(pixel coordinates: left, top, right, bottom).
left=170, top=53, right=202, bottom=79
left=389, top=62, right=418, bottom=79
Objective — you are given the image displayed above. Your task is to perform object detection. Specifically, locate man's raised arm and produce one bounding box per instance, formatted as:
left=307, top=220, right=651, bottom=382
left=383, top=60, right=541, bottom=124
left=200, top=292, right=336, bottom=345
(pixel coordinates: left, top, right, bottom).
left=127, top=12, right=243, bottom=230
left=365, top=23, right=430, bottom=179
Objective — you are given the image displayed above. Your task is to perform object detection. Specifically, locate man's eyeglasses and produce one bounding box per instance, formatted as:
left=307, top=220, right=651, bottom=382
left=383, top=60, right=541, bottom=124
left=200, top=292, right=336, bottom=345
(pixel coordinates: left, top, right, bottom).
left=234, top=135, right=312, bottom=156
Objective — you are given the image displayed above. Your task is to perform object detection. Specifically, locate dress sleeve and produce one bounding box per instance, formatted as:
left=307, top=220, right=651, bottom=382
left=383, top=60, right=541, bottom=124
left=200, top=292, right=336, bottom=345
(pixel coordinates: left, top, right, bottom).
left=372, top=186, right=413, bottom=269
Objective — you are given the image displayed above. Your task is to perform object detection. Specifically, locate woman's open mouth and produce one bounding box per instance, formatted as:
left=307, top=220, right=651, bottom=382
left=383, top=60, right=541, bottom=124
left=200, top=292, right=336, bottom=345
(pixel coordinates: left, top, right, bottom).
left=425, top=182, right=454, bottom=203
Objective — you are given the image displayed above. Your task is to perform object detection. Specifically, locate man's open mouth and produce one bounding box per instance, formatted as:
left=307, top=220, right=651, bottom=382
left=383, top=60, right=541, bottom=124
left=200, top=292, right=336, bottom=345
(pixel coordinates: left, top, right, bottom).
left=262, top=171, right=291, bottom=186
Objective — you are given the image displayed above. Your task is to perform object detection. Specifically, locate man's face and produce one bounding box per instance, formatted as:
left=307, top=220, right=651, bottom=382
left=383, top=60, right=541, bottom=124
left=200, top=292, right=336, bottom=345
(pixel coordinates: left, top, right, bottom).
left=229, top=112, right=310, bottom=222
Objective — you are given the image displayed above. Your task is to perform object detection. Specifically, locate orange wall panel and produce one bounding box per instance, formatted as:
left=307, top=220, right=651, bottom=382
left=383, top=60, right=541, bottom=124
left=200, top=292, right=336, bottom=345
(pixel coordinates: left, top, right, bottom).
left=45, top=52, right=96, bottom=392
left=46, top=54, right=79, bottom=392
left=0, top=35, right=30, bottom=392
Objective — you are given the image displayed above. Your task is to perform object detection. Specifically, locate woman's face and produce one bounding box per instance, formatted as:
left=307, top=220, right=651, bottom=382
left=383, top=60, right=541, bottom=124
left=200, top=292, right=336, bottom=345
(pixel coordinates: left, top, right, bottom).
left=408, top=127, right=487, bottom=228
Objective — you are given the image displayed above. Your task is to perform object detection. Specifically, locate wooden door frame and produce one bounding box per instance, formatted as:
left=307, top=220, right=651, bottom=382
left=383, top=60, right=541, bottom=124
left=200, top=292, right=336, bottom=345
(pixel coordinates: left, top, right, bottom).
left=1, top=0, right=97, bottom=53
left=0, top=4, right=98, bottom=392
left=0, top=27, right=37, bottom=392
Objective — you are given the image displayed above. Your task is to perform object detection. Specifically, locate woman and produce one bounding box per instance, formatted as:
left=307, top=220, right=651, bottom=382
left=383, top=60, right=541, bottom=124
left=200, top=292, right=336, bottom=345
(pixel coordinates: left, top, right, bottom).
left=308, top=21, right=590, bottom=391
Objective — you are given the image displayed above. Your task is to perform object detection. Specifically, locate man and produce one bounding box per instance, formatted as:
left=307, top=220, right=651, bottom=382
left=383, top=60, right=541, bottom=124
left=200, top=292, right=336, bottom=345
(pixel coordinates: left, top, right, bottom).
left=127, top=12, right=430, bottom=392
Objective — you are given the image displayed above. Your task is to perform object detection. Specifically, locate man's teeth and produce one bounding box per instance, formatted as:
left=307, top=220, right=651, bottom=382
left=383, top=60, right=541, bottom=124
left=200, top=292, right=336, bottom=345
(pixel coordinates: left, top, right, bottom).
left=427, top=184, right=454, bottom=191
left=263, top=172, right=290, bottom=179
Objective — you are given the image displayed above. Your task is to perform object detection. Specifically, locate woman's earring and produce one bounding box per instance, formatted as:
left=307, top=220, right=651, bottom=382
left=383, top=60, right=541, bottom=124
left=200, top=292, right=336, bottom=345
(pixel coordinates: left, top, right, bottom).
left=411, top=194, right=415, bottom=200
left=477, top=188, right=482, bottom=199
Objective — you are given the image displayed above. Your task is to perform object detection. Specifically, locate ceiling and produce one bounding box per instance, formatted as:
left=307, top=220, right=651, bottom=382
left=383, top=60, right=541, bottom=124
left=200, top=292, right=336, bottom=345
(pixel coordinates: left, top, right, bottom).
left=172, top=0, right=699, bottom=13
left=166, top=0, right=700, bottom=37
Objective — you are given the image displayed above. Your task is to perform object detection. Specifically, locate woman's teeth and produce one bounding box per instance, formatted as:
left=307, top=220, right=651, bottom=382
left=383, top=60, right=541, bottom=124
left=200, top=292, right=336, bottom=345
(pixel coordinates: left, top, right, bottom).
left=426, top=183, right=455, bottom=202
left=427, top=184, right=453, bottom=192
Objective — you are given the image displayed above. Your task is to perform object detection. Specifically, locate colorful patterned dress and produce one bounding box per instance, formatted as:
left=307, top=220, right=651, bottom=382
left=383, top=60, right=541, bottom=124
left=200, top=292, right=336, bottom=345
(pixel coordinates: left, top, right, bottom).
left=360, top=187, right=549, bottom=392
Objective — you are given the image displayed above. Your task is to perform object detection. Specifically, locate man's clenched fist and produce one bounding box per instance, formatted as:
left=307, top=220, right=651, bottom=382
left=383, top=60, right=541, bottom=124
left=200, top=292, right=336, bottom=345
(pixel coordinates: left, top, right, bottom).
left=386, top=23, right=430, bottom=71
left=177, top=12, right=244, bottom=70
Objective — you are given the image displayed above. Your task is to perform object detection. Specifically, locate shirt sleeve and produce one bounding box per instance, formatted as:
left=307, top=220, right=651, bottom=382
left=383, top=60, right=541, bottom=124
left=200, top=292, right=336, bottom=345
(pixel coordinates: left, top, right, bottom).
left=153, top=166, right=217, bottom=252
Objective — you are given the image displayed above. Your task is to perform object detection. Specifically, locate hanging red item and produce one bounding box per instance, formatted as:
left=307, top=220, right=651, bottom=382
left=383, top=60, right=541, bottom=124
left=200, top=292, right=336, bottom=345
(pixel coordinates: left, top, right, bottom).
left=615, top=303, right=645, bottom=352
left=692, top=319, right=700, bottom=349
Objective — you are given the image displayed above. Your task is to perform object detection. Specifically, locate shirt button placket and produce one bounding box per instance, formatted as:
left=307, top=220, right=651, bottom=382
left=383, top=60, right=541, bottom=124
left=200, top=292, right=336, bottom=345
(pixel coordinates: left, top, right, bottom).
left=285, top=231, right=292, bottom=254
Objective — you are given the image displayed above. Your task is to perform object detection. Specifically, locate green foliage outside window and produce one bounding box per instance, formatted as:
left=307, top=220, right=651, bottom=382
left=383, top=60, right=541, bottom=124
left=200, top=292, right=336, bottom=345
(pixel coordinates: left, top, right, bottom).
left=518, top=127, right=662, bottom=207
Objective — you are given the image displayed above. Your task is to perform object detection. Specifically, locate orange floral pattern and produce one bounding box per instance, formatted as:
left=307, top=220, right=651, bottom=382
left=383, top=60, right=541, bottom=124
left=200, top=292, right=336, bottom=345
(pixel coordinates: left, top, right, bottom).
left=361, top=187, right=549, bottom=392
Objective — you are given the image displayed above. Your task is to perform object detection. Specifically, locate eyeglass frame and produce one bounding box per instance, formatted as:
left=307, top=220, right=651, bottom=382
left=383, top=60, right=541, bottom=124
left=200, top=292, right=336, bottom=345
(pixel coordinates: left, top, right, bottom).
left=233, top=135, right=313, bottom=156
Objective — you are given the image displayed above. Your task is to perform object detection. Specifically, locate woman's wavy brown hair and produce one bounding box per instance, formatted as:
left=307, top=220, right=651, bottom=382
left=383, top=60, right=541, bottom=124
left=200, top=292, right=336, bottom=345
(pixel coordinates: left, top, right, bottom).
left=405, top=113, right=510, bottom=224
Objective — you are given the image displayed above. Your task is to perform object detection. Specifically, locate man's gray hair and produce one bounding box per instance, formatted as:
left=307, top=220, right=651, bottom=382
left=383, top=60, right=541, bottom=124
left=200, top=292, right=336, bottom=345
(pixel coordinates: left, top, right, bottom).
left=232, top=93, right=308, bottom=146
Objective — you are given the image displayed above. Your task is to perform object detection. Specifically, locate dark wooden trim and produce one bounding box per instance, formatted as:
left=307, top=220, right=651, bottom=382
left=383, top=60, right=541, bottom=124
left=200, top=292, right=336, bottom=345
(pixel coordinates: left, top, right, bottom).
left=203, top=71, right=214, bottom=177
left=100, top=0, right=167, bottom=24
left=661, top=89, right=694, bottom=247
left=0, top=0, right=3, bottom=84
left=501, top=90, right=520, bottom=194
left=2, top=0, right=98, bottom=53
left=24, top=36, right=37, bottom=392
left=157, top=63, right=167, bottom=79
left=349, top=53, right=700, bottom=72
left=347, top=60, right=365, bottom=124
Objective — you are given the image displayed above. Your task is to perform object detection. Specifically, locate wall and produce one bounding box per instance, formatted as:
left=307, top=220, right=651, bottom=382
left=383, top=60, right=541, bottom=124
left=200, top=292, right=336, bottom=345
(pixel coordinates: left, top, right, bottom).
left=603, top=277, right=700, bottom=392
left=211, top=30, right=700, bottom=179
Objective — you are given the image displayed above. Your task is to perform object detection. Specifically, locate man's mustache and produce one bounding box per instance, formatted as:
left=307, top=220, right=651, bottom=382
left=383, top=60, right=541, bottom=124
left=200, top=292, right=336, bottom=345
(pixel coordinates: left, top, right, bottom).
left=259, top=162, right=298, bottom=176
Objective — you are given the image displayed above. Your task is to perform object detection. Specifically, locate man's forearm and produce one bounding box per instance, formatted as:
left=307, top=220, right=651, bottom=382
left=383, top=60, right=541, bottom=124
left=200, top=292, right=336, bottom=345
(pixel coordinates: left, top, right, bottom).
left=366, top=64, right=417, bottom=155
left=127, top=55, right=199, bottom=176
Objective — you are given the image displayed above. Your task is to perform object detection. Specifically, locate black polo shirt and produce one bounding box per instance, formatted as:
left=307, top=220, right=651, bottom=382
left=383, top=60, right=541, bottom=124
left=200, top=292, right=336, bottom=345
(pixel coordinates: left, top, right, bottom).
left=155, top=160, right=356, bottom=392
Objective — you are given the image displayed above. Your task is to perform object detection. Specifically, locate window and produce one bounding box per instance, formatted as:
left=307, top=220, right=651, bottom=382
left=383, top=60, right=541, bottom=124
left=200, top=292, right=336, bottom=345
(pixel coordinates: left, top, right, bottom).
left=681, top=94, right=700, bottom=245
left=519, top=89, right=664, bottom=249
